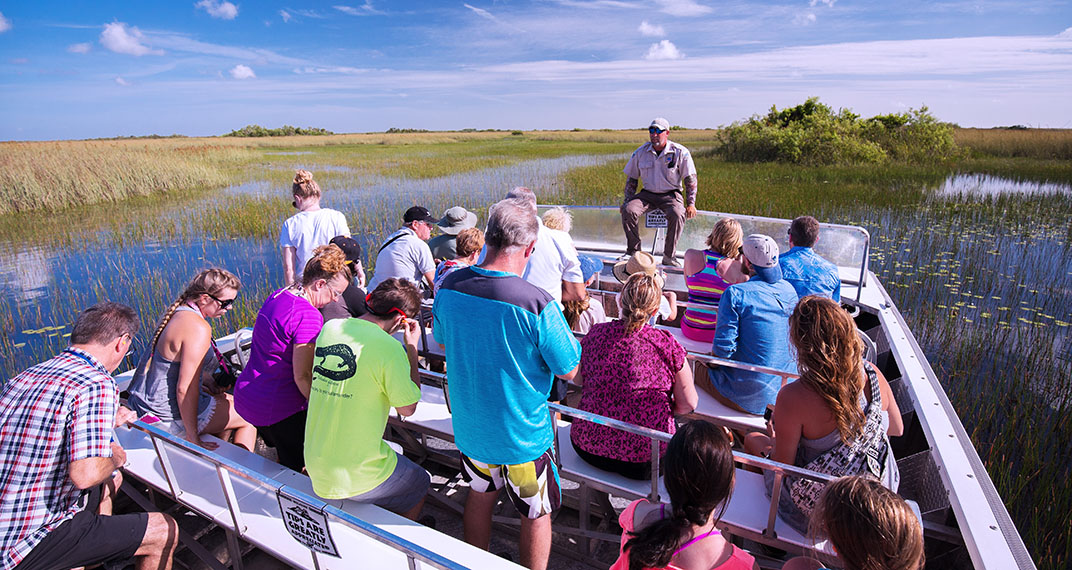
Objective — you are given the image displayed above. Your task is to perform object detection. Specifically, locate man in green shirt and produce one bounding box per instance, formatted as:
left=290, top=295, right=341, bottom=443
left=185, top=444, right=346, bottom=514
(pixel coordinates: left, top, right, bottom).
left=304, top=278, right=427, bottom=520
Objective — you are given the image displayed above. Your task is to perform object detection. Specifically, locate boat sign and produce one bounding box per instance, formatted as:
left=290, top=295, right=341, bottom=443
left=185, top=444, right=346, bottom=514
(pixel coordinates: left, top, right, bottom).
left=278, top=491, right=339, bottom=557
left=645, top=210, right=668, bottom=228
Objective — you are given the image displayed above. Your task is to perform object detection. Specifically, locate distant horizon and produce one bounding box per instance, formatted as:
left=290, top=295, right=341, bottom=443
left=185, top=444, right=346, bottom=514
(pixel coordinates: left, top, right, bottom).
left=1, top=1, right=1070, bottom=141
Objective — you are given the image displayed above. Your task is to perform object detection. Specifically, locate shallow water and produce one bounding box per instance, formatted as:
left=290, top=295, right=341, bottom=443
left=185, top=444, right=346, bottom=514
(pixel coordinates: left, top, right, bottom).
left=936, top=173, right=1072, bottom=198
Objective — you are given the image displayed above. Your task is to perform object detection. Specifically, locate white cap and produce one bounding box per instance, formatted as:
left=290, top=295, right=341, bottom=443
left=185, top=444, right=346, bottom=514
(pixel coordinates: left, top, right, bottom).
left=649, top=117, right=670, bottom=131
left=742, top=234, right=779, bottom=268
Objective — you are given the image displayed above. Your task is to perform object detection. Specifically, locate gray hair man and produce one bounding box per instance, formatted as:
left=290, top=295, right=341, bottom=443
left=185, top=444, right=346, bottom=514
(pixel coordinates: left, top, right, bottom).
left=503, top=187, right=586, bottom=303
left=433, top=198, right=581, bottom=570
left=621, top=117, right=698, bottom=267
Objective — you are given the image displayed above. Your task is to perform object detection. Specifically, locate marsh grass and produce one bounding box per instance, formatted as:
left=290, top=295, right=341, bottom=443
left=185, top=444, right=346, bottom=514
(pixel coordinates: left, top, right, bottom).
left=957, top=128, right=1072, bottom=160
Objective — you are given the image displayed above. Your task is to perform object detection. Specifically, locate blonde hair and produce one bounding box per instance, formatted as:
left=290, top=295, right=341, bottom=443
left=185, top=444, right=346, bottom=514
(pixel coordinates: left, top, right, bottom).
left=790, top=295, right=865, bottom=443
left=301, top=244, right=352, bottom=286
left=813, top=476, right=924, bottom=570
left=563, top=298, right=590, bottom=330
left=620, top=272, right=662, bottom=334
left=455, top=227, right=485, bottom=258
left=705, top=217, right=743, bottom=257
left=150, top=268, right=241, bottom=349
left=292, top=169, right=321, bottom=199
left=541, top=207, right=573, bottom=233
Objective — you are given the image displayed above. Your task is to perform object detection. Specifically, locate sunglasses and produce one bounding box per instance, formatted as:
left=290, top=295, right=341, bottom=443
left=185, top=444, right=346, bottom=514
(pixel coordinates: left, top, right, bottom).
left=364, top=293, right=411, bottom=320
left=649, top=127, right=666, bottom=134
left=207, top=293, right=236, bottom=310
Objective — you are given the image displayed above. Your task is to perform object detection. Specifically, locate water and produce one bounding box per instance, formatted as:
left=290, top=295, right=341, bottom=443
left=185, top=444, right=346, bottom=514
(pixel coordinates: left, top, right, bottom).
left=936, top=173, right=1072, bottom=198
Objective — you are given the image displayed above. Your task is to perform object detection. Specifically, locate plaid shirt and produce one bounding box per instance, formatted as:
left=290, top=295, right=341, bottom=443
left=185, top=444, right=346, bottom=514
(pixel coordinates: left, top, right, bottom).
left=0, top=348, right=117, bottom=570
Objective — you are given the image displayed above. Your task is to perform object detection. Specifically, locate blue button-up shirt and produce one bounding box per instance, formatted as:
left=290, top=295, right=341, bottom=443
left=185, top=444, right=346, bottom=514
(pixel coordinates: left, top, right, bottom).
left=780, top=246, right=841, bottom=302
left=708, top=274, right=798, bottom=414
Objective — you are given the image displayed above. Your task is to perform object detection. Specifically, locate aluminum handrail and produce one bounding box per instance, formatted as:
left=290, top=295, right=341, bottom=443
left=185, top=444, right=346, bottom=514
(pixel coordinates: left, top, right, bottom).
left=546, top=402, right=835, bottom=540
left=125, top=421, right=476, bottom=570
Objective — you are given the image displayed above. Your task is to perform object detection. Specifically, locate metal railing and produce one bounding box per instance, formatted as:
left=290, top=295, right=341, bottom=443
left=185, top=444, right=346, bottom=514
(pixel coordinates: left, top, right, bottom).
left=125, top=421, right=479, bottom=570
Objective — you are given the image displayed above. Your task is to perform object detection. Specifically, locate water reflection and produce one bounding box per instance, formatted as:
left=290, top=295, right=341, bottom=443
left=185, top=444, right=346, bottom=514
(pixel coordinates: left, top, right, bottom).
left=0, top=244, right=54, bottom=302
left=937, top=174, right=1072, bottom=198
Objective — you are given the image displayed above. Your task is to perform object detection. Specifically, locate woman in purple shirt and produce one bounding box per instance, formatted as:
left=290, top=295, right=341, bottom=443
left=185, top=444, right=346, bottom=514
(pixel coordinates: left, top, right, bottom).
left=570, top=272, right=698, bottom=480
left=234, top=245, right=351, bottom=471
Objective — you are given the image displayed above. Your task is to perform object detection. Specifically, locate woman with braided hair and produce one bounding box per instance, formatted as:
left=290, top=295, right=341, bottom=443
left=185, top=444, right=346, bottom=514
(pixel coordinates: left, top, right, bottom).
left=612, top=420, right=756, bottom=570
left=280, top=169, right=350, bottom=285
left=570, top=272, right=697, bottom=480
left=128, top=269, right=256, bottom=451
left=234, top=244, right=352, bottom=471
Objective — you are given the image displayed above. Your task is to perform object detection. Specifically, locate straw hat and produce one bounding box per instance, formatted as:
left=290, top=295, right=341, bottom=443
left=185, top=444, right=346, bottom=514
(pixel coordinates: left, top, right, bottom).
left=613, top=251, right=659, bottom=283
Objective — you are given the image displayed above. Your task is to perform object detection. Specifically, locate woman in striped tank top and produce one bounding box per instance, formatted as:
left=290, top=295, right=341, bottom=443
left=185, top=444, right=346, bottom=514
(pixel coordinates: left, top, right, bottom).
left=681, top=218, right=749, bottom=343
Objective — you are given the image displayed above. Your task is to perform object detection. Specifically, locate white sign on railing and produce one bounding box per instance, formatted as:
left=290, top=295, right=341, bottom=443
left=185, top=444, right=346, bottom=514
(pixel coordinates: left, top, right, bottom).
left=278, top=492, right=339, bottom=557
left=645, top=210, right=668, bottom=228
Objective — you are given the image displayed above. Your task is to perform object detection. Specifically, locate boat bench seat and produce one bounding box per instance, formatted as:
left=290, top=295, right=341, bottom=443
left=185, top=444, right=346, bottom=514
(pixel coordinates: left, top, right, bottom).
left=388, top=383, right=455, bottom=442
left=116, top=422, right=518, bottom=569
left=555, top=424, right=834, bottom=557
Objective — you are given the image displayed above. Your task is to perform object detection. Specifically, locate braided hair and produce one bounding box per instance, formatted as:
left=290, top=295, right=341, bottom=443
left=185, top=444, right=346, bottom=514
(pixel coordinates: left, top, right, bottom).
left=149, top=268, right=241, bottom=349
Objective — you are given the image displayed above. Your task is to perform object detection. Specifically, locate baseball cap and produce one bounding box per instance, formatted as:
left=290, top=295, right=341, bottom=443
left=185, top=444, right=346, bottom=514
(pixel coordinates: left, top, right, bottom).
left=329, top=235, right=362, bottom=265
left=649, top=117, right=670, bottom=131
left=403, top=206, right=439, bottom=224
left=741, top=234, right=779, bottom=268
left=578, top=255, right=603, bottom=284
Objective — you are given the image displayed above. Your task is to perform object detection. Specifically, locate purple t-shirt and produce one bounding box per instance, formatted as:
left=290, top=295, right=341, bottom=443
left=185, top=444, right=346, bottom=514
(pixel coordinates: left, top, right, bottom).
left=570, top=320, right=686, bottom=463
left=234, top=288, right=323, bottom=426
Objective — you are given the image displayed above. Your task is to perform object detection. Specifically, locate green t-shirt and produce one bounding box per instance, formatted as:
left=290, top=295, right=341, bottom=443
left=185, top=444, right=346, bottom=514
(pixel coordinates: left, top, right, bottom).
left=305, top=318, right=421, bottom=498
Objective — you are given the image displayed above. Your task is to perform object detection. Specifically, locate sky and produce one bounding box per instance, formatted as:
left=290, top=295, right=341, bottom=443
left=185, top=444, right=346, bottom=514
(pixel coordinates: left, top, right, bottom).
left=0, top=0, right=1070, bottom=140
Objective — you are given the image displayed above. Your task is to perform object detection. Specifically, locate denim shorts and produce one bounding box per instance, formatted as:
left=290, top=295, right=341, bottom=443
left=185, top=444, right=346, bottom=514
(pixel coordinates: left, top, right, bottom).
left=344, top=453, right=430, bottom=514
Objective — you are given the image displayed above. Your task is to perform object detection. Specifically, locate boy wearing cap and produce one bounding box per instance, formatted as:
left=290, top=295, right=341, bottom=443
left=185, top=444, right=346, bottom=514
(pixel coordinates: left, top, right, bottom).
left=369, top=206, right=439, bottom=294
left=621, top=117, right=698, bottom=267
left=705, top=234, right=799, bottom=415
left=428, top=206, right=478, bottom=262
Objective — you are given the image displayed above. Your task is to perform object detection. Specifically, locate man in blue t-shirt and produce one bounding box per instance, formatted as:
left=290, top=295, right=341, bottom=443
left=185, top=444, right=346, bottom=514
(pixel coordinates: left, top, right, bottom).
left=433, top=198, right=580, bottom=570
left=780, top=215, right=842, bottom=302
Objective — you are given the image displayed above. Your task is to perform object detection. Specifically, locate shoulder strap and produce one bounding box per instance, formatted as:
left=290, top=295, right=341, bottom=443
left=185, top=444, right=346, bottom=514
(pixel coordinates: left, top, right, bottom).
left=378, top=231, right=408, bottom=254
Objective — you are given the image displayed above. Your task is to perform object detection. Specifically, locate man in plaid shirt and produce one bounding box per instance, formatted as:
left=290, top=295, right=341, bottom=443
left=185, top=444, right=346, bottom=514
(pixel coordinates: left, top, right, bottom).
left=0, top=303, right=177, bottom=570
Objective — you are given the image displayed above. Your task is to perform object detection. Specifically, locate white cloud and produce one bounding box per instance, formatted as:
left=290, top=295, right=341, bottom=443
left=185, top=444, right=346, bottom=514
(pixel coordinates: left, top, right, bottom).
left=334, top=2, right=384, bottom=16
left=280, top=10, right=292, bottom=23
left=463, top=4, right=525, bottom=32
left=809, top=0, right=836, bottom=7
left=645, top=39, right=683, bottom=60
left=195, top=0, right=238, bottom=20
left=114, top=76, right=130, bottom=86
left=794, top=12, right=818, bottom=25
left=1060, top=27, right=1072, bottom=38
left=230, top=64, right=256, bottom=79
left=0, top=12, right=11, bottom=33
left=100, top=23, right=163, bottom=56
left=68, top=43, right=92, bottom=54
left=655, top=0, right=711, bottom=17
left=638, top=20, right=664, bottom=37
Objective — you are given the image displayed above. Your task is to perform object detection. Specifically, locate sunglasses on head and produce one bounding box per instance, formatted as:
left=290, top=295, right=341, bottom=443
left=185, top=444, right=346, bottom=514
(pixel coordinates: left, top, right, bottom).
left=649, top=127, right=666, bottom=134
left=364, top=293, right=411, bottom=320
left=207, top=293, right=236, bottom=310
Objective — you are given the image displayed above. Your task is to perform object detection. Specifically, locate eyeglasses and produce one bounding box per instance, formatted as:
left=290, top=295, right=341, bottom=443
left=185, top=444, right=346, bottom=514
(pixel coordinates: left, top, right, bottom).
left=649, top=127, right=666, bottom=134
left=207, top=293, right=236, bottom=310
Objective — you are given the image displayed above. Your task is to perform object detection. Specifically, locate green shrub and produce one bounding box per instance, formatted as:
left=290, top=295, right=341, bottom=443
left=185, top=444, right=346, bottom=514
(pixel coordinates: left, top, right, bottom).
left=224, top=124, right=334, bottom=137
left=716, top=98, right=958, bottom=165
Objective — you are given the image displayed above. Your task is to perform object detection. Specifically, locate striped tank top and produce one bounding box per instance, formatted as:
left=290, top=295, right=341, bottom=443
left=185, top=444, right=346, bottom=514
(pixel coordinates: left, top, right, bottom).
left=682, top=250, right=734, bottom=340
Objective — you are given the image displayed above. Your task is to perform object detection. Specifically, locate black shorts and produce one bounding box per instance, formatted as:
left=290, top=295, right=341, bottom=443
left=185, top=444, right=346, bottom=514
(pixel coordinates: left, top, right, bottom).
left=18, top=484, right=149, bottom=570
left=257, top=409, right=307, bottom=472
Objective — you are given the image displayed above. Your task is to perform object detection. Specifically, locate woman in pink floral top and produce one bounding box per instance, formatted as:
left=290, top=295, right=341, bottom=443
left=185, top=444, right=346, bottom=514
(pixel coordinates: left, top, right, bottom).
left=570, top=272, right=698, bottom=480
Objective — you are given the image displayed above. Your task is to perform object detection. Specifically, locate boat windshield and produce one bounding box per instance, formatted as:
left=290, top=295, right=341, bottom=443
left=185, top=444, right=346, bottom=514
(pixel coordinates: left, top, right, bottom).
left=540, top=205, right=870, bottom=288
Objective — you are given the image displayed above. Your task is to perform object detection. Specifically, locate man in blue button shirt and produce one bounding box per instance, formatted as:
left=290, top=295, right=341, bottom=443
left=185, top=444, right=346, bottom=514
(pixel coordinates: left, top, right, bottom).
left=706, top=234, right=799, bottom=415
left=780, top=215, right=841, bottom=302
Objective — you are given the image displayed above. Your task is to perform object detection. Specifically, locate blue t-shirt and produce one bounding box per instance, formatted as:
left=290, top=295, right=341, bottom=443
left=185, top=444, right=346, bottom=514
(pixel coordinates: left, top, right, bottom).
left=780, top=246, right=841, bottom=302
left=433, top=265, right=581, bottom=465
left=709, top=272, right=799, bottom=414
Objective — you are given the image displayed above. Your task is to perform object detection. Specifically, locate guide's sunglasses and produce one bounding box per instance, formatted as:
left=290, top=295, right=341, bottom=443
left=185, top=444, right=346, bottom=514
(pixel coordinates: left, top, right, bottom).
left=208, top=293, right=236, bottom=310
left=649, top=127, right=666, bottom=134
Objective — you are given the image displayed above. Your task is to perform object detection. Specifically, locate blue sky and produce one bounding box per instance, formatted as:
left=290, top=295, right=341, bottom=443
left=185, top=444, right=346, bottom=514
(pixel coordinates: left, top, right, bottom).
left=1, top=0, right=1070, bottom=140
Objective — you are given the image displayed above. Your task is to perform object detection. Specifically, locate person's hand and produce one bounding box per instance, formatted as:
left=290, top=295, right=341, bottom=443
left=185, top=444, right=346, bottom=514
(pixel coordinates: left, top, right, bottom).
left=402, top=318, right=421, bottom=347
left=355, top=261, right=367, bottom=289
left=186, top=433, right=219, bottom=451
left=685, top=205, right=697, bottom=219
left=114, top=406, right=136, bottom=427
left=110, top=441, right=128, bottom=468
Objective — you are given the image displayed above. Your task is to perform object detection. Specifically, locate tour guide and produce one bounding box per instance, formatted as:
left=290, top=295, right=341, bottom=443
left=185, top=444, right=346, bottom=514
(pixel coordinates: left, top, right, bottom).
left=620, top=117, right=698, bottom=267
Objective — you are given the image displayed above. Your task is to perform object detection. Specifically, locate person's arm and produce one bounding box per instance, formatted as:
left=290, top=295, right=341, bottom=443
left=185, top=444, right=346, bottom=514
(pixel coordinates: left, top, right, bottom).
left=292, top=342, right=315, bottom=399
left=402, top=318, right=422, bottom=389
left=69, top=442, right=126, bottom=489
left=671, top=359, right=697, bottom=415
left=623, top=177, right=639, bottom=202
left=770, top=388, right=804, bottom=465
left=661, top=292, right=678, bottom=322
left=711, top=291, right=739, bottom=358
left=561, top=280, right=586, bottom=302
left=422, top=271, right=435, bottom=293
left=875, top=366, right=904, bottom=437
left=282, top=246, right=297, bottom=285
left=683, top=174, right=698, bottom=219
left=174, top=321, right=217, bottom=449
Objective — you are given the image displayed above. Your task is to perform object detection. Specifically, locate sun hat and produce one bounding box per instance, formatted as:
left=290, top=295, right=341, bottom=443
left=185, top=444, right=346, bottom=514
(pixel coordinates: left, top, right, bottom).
left=329, top=235, right=362, bottom=265
left=741, top=234, right=779, bottom=268
left=649, top=117, right=670, bottom=131
left=437, top=206, right=478, bottom=235
left=403, top=206, right=439, bottom=224
left=613, top=251, right=659, bottom=283
left=578, top=255, right=603, bottom=284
